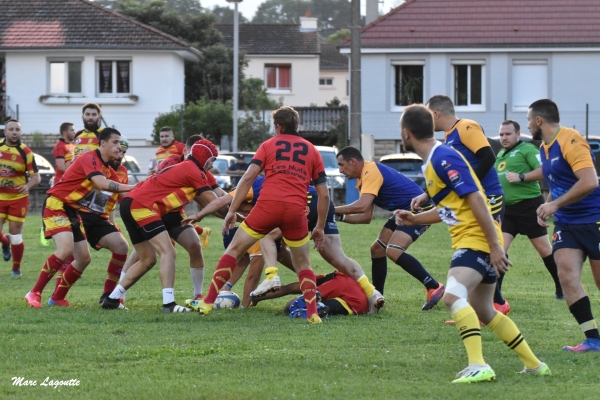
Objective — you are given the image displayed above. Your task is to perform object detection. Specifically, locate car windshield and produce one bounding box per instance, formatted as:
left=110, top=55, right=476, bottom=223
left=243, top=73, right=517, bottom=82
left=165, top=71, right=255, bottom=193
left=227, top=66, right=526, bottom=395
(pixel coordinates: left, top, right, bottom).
left=319, top=151, right=338, bottom=169
left=122, top=159, right=140, bottom=173
left=380, top=160, right=422, bottom=173
left=213, top=159, right=229, bottom=173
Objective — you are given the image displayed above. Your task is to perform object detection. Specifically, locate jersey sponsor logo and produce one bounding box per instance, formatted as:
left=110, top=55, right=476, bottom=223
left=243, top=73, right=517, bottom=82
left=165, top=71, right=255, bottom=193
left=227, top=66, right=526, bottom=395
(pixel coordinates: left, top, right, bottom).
left=496, top=161, right=506, bottom=171
left=552, top=231, right=562, bottom=244
left=0, top=163, right=15, bottom=176
left=441, top=160, right=451, bottom=169
left=448, top=170, right=461, bottom=184
left=476, top=257, right=489, bottom=268
left=438, top=206, right=460, bottom=226
left=76, top=138, right=82, bottom=144
left=0, top=178, right=15, bottom=188
left=11, top=155, right=16, bottom=161
left=551, top=157, right=559, bottom=165
left=509, top=150, right=520, bottom=157
left=427, top=180, right=433, bottom=188
left=53, top=215, right=70, bottom=228
left=466, top=126, right=471, bottom=130
left=446, top=140, right=454, bottom=145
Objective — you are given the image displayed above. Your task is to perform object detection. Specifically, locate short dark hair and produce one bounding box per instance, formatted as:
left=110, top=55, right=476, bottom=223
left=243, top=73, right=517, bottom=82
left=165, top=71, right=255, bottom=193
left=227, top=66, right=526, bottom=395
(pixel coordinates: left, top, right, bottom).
left=82, top=102, right=101, bottom=114
left=401, top=104, right=434, bottom=140
left=336, top=146, right=364, bottom=162
left=98, top=127, right=121, bottom=143
left=529, top=99, right=560, bottom=124
left=272, top=106, right=299, bottom=132
left=501, top=120, right=520, bottom=132
left=426, top=94, right=455, bottom=116
left=60, top=122, right=74, bottom=134
left=186, top=134, right=204, bottom=147
left=160, top=126, right=173, bottom=133
left=5, top=118, right=20, bottom=125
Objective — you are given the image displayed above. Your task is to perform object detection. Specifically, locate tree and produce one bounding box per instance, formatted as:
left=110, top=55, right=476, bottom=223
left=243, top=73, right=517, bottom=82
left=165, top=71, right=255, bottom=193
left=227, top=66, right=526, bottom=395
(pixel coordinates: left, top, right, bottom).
left=240, top=78, right=279, bottom=111
left=327, top=29, right=350, bottom=44
left=252, top=0, right=353, bottom=40
left=117, top=0, right=244, bottom=103
left=210, top=5, right=249, bottom=24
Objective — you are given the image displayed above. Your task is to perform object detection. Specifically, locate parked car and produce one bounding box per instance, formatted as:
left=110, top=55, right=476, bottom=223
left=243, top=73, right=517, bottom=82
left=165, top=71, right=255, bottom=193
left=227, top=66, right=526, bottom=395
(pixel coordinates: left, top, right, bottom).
left=121, top=154, right=145, bottom=184
left=33, top=152, right=55, bottom=189
left=315, top=146, right=345, bottom=188
left=219, top=151, right=255, bottom=165
left=212, top=155, right=237, bottom=190
left=379, top=152, right=425, bottom=189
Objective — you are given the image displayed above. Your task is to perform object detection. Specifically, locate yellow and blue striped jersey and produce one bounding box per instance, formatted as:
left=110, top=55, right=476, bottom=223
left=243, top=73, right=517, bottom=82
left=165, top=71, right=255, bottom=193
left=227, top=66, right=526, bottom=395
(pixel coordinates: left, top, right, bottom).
left=357, top=161, right=425, bottom=211
left=444, top=119, right=503, bottom=196
left=541, top=127, right=600, bottom=223
left=424, top=143, right=502, bottom=252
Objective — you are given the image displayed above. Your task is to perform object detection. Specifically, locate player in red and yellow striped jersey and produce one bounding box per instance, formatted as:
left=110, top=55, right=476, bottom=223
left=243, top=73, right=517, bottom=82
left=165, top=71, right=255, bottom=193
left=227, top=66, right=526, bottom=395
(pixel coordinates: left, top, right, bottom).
left=148, top=126, right=185, bottom=175
left=72, top=103, right=103, bottom=159
left=53, top=122, right=75, bottom=183
left=0, top=119, right=41, bottom=276
left=25, top=128, right=135, bottom=309
left=102, top=139, right=221, bottom=313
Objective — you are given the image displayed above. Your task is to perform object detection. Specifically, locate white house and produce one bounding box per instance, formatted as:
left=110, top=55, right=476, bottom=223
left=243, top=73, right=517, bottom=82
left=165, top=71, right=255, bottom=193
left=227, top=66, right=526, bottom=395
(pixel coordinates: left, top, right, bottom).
left=216, top=18, right=332, bottom=107
left=318, top=43, right=349, bottom=106
left=341, top=0, right=600, bottom=157
left=0, top=0, right=200, bottom=147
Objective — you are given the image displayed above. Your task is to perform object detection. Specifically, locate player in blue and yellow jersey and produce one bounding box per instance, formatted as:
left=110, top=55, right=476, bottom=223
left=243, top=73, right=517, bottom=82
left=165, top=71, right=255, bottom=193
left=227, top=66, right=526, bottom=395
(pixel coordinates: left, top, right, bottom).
left=0, top=119, right=41, bottom=276
left=396, top=104, right=550, bottom=383
left=425, top=94, right=510, bottom=314
left=529, top=99, right=600, bottom=352
left=334, top=146, right=445, bottom=311
left=72, top=103, right=103, bottom=159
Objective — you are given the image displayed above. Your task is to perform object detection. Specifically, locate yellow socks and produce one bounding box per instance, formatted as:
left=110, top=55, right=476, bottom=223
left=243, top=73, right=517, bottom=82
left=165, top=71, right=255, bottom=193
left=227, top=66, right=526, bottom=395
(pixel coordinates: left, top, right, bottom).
left=487, top=312, right=541, bottom=369
left=265, top=267, right=278, bottom=280
left=357, top=275, right=375, bottom=298
left=452, top=305, right=485, bottom=365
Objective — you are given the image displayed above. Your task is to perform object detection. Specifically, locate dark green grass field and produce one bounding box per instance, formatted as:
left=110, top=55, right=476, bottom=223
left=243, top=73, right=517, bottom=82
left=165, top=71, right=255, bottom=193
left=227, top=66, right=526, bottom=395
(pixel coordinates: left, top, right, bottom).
left=1, top=215, right=600, bottom=399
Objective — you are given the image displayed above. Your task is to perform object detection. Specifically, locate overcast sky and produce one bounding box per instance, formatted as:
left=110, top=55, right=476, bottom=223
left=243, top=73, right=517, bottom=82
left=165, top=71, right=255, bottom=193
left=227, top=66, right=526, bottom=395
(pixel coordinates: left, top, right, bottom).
left=200, top=0, right=405, bottom=20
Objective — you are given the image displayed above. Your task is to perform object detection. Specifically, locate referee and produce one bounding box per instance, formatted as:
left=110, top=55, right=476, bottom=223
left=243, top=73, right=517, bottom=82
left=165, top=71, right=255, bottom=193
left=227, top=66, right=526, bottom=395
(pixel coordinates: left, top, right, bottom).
left=495, top=120, right=563, bottom=299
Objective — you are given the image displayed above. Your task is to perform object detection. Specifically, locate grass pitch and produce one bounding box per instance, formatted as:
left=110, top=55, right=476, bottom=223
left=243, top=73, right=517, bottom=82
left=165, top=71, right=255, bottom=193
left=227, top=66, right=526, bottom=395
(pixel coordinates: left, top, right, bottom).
left=1, top=215, right=599, bottom=399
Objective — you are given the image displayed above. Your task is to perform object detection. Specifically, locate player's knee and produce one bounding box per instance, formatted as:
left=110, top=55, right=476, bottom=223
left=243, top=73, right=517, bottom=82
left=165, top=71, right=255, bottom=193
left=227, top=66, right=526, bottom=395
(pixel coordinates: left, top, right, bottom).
left=113, top=240, right=129, bottom=256
left=9, top=234, right=23, bottom=245
left=78, top=252, right=92, bottom=267
left=185, top=240, right=202, bottom=256
left=370, top=239, right=386, bottom=257
left=443, top=276, right=468, bottom=310
left=386, top=243, right=405, bottom=261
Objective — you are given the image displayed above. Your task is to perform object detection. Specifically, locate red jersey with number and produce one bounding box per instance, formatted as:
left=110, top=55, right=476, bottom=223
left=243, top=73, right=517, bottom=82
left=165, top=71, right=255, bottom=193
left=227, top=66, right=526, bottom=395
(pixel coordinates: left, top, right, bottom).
left=126, top=159, right=211, bottom=216
left=53, top=138, right=74, bottom=182
left=251, top=132, right=326, bottom=207
left=47, top=149, right=119, bottom=212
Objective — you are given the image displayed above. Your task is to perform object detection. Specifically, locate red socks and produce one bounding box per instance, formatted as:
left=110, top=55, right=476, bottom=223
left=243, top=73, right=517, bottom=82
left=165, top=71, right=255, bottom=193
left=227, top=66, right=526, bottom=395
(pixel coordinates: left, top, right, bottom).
left=53, top=255, right=73, bottom=296
left=104, top=253, right=127, bottom=293
left=204, top=254, right=236, bottom=304
left=52, top=265, right=82, bottom=300
left=11, top=242, right=24, bottom=271
left=298, top=269, right=318, bottom=318
left=32, top=254, right=64, bottom=294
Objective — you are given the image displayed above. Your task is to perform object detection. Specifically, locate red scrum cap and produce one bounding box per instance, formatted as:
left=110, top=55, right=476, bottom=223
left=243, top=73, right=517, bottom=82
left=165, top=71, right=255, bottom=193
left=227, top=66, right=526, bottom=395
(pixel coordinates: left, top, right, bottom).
left=190, top=139, right=218, bottom=170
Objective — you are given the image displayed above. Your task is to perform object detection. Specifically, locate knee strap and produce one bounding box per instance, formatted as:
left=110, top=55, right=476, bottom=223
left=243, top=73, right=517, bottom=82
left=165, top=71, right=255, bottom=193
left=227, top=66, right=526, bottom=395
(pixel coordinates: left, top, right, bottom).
left=387, top=243, right=406, bottom=252
left=376, top=239, right=387, bottom=249
left=10, top=234, right=23, bottom=245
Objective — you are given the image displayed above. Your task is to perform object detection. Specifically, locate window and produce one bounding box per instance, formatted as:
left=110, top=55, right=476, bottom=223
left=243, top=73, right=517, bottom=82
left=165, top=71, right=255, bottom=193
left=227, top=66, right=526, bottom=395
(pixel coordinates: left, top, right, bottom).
left=453, top=61, right=484, bottom=110
left=512, top=60, right=547, bottom=111
left=319, top=78, right=333, bottom=87
left=265, top=64, right=291, bottom=90
left=97, top=60, right=131, bottom=95
left=394, top=65, right=423, bottom=106
left=49, top=60, right=82, bottom=94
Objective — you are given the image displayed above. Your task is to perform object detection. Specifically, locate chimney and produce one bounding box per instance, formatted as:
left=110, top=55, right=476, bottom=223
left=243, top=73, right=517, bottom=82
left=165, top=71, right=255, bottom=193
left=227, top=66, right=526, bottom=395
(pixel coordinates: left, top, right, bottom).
left=366, top=0, right=379, bottom=25
left=299, top=10, right=317, bottom=32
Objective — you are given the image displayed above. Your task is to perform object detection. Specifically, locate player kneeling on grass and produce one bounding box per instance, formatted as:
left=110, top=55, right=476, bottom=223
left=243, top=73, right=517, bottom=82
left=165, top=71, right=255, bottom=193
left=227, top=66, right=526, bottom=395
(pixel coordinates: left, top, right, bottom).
left=25, top=128, right=135, bottom=308
left=252, top=270, right=369, bottom=318
left=395, top=104, right=550, bottom=383
left=102, top=139, right=220, bottom=313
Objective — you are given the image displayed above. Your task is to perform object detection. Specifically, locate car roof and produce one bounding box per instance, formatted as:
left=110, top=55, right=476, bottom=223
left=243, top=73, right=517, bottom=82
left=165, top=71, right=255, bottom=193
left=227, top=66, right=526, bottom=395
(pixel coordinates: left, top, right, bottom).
left=379, top=152, right=423, bottom=162
left=315, top=146, right=338, bottom=152
left=216, top=155, right=237, bottom=161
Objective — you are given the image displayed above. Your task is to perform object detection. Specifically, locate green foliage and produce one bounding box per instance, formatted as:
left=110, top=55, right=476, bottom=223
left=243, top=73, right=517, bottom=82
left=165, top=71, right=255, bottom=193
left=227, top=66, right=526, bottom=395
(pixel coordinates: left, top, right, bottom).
left=32, top=132, right=44, bottom=147
left=327, top=28, right=350, bottom=44
left=326, top=96, right=342, bottom=107
left=152, top=99, right=232, bottom=145
left=210, top=5, right=249, bottom=24
left=240, top=78, right=279, bottom=111
left=1, top=217, right=598, bottom=398
left=117, top=0, right=203, bottom=17
left=252, top=0, right=353, bottom=39
left=238, top=111, right=273, bottom=151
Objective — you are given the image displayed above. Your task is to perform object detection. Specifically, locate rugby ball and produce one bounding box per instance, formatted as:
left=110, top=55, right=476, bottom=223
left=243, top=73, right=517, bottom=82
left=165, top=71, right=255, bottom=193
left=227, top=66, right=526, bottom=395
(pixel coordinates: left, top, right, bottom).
left=214, top=291, right=241, bottom=309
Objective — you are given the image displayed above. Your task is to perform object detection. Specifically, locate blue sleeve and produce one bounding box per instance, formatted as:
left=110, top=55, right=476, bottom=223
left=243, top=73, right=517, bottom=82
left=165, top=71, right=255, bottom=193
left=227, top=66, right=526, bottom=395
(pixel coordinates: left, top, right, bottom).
left=432, top=149, right=479, bottom=198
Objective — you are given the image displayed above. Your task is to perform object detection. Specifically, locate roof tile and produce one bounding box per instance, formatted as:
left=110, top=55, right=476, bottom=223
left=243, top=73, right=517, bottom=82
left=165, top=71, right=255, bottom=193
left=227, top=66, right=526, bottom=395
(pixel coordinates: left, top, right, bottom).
left=214, top=24, right=319, bottom=55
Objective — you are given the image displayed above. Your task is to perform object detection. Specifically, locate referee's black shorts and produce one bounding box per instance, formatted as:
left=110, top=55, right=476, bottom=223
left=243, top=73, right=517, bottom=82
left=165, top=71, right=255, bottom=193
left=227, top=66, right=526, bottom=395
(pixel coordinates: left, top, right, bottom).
left=502, top=195, right=548, bottom=239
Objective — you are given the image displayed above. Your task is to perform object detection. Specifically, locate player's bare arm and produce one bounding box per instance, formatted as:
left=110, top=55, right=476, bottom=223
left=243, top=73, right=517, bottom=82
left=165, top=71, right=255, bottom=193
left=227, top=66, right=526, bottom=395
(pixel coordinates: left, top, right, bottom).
left=91, top=175, right=135, bottom=193
left=537, top=167, right=598, bottom=222
left=18, top=172, right=41, bottom=194
left=394, top=208, right=440, bottom=226
left=334, top=193, right=376, bottom=224
left=410, top=192, right=430, bottom=210
left=465, top=191, right=511, bottom=276
left=183, top=193, right=233, bottom=225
